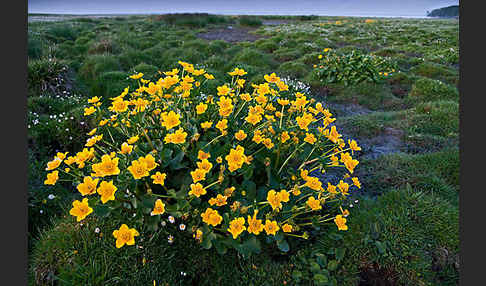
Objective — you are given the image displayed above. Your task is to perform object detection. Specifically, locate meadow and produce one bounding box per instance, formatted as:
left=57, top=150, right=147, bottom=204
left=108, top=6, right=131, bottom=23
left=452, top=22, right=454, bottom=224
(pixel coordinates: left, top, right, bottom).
left=27, top=13, right=459, bottom=285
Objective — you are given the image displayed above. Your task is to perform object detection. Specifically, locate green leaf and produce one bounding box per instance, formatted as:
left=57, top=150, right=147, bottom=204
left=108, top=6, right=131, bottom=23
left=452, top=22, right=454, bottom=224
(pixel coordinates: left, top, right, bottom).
left=310, top=261, right=321, bottom=273
left=93, top=204, right=110, bottom=218
left=201, top=231, right=216, bottom=250
left=313, top=273, right=329, bottom=285
left=292, top=270, right=302, bottom=280
left=375, top=241, right=386, bottom=254
left=315, top=253, right=327, bottom=267
left=327, top=260, right=339, bottom=271
left=335, top=248, right=345, bottom=261
left=242, top=180, right=257, bottom=201
left=277, top=239, right=289, bottom=252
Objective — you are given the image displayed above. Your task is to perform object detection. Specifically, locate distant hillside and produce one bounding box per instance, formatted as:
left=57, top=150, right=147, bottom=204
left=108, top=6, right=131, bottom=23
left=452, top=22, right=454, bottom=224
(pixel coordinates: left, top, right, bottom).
left=427, top=5, right=459, bottom=18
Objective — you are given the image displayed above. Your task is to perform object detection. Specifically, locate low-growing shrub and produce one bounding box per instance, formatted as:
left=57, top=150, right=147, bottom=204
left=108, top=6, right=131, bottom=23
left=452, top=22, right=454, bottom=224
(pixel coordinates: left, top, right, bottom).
left=239, top=16, right=262, bottom=27
left=311, top=48, right=397, bottom=86
left=28, top=57, right=68, bottom=97
left=233, top=48, right=277, bottom=70
left=408, top=77, right=458, bottom=102
left=42, top=62, right=363, bottom=258
left=79, top=54, right=122, bottom=82
left=278, top=61, right=311, bottom=79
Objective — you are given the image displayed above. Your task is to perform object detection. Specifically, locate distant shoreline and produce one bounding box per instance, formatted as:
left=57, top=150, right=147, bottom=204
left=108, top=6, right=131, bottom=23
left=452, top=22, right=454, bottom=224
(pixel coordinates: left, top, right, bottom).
left=27, top=12, right=455, bottom=20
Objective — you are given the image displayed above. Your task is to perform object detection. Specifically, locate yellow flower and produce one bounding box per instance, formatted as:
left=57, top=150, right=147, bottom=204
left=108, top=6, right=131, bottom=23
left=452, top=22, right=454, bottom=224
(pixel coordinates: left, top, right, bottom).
left=228, top=67, right=247, bottom=77
left=151, top=172, right=167, bottom=185
left=97, top=180, right=117, bottom=204
left=217, top=85, right=231, bottom=96
left=352, top=177, right=361, bottom=189
left=247, top=210, right=264, bottom=235
left=215, top=119, right=228, bottom=134
left=110, top=99, right=129, bottom=113
left=189, top=183, right=206, bottom=197
left=139, top=154, right=158, bottom=171
left=69, top=198, right=93, bottom=222
left=119, top=142, right=133, bottom=154
left=201, top=121, right=213, bottom=129
left=161, top=110, right=181, bottom=130
left=234, top=130, right=247, bottom=141
left=327, top=182, right=338, bottom=194
left=113, top=224, right=140, bottom=248
left=127, top=159, right=149, bottom=180
left=327, top=126, right=342, bottom=143
left=267, top=189, right=282, bottom=211
left=304, top=176, right=323, bottom=191
left=164, top=128, right=188, bottom=144
left=224, top=186, right=236, bottom=197
left=245, top=112, right=262, bottom=125
left=227, top=217, right=246, bottom=239
left=334, top=215, right=348, bottom=231
left=74, top=148, right=95, bottom=168
left=348, top=139, right=361, bottom=154
left=196, top=102, right=208, bottom=115
left=88, top=96, right=101, bottom=104
left=196, top=159, right=213, bottom=173
left=87, top=128, right=97, bottom=136
left=218, top=96, right=234, bottom=117
left=225, top=145, right=247, bottom=172
left=264, top=220, right=280, bottom=236
left=237, top=78, right=245, bottom=88
left=85, top=134, right=103, bottom=147
left=77, top=176, right=99, bottom=196
left=208, top=194, right=228, bottom=207
left=46, top=158, right=62, bottom=171
left=264, top=73, right=280, bottom=83
left=296, top=112, right=314, bottom=131
left=198, top=150, right=211, bottom=160
left=201, top=208, right=223, bottom=226
left=91, top=155, right=120, bottom=177
left=306, top=196, right=322, bottom=211
left=304, top=133, right=317, bottom=144
left=130, top=72, right=144, bottom=79
left=84, top=106, right=96, bottom=116
left=127, top=135, right=139, bottom=144
left=263, top=138, right=274, bottom=149
left=204, top=73, right=215, bottom=80
left=44, top=170, right=59, bottom=185
left=191, top=168, right=206, bottom=183
left=151, top=199, right=165, bottom=216
left=280, top=131, right=290, bottom=143
left=282, top=224, right=293, bottom=233
left=278, top=189, right=290, bottom=202
left=337, top=180, right=350, bottom=196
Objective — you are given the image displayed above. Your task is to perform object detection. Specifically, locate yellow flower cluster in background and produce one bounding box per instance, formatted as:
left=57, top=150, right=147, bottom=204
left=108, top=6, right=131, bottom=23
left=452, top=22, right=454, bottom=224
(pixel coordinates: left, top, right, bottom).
left=44, top=61, right=361, bottom=250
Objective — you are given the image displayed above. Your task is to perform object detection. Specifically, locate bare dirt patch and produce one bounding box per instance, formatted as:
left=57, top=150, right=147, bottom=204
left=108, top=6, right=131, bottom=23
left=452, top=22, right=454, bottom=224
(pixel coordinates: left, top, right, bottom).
left=197, top=26, right=264, bottom=43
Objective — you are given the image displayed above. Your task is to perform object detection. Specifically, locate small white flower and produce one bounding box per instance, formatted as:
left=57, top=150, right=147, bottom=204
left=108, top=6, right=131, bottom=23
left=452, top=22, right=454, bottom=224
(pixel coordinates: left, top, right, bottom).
left=161, top=221, right=166, bottom=226
left=94, top=227, right=100, bottom=233
left=39, top=210, right=43, bottom=214
left=168, top=216, right=175, bottom=223
left=179, top=224, right=186, bottom=231
left=48, top=194, right=55, bottom=200
left=168, top=235, right=174, bottom=244
left=349, top=204, right=354, bottom=208
left=354, top=200, right=359, bottom=203
left=133, top=213, right=137, bottom=217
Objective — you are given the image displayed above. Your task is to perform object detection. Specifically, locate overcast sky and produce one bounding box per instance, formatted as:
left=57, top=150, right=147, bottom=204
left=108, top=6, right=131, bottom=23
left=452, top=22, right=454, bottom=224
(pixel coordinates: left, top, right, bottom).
left=28, top=0, right=459, bottom=17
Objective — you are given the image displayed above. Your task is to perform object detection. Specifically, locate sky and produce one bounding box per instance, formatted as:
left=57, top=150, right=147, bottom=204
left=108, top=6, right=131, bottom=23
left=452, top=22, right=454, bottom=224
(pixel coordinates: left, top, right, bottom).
left=28, top=0, right=459, bottom=17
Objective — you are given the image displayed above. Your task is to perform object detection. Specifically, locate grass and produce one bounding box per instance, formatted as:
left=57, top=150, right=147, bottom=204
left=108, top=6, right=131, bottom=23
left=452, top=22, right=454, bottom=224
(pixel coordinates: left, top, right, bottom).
left=27, top=13, right=459, bottom=285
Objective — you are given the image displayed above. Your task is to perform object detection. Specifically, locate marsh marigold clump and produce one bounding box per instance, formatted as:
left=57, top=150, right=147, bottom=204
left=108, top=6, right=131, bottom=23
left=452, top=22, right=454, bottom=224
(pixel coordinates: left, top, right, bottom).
left=45, top=62, right=361, bottom=254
